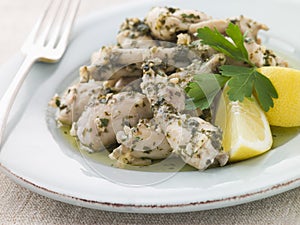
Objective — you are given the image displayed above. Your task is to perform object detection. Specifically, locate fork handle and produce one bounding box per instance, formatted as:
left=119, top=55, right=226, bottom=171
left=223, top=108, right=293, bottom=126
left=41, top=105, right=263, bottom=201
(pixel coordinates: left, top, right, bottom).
left=0, top=54, right=37, bottom=146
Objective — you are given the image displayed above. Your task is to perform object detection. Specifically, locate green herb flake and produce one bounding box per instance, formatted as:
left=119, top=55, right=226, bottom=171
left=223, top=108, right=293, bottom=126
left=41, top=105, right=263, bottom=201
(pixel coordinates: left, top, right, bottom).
left=100, top=118, right=109, bottom=127
left=181, top=13, right=200, bottom=19
left=55, top=99, right=61, bottom=107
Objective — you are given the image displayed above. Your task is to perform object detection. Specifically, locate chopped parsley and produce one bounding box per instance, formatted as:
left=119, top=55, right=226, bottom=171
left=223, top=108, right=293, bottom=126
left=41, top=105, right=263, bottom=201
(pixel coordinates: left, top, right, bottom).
left=99, top=118, right=109, bottom=127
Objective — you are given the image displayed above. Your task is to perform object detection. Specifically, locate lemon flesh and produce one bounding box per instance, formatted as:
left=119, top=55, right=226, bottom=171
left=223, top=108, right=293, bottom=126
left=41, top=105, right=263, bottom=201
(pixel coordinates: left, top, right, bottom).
left=214, top=87, right=273, bottom=162
left=257, top=67, right=300, bottom=127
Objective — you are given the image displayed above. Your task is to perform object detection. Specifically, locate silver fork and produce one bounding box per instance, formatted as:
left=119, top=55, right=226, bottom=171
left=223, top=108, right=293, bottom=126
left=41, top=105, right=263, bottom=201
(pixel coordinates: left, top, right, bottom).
left=0, top=0, right=81, bottom=145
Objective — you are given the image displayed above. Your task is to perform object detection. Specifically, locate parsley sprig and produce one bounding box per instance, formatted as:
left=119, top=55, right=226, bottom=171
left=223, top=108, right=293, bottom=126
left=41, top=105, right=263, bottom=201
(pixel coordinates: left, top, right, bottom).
left=185, top=23, right=278, bottom=112
left=185, top=73, right=229, bottom=110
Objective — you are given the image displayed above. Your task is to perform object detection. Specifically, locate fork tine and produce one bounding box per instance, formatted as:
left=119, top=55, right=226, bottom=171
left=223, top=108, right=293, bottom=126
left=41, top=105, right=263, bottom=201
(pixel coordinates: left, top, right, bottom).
left=47, top=0, right=71, bottom=48
left=56, top=0, right=81, bottom=49
left=21, top=0, right=54, bottom=52
left=0, top=0, right=80, bottom=145
left=36, top=0, right=64, bottom=46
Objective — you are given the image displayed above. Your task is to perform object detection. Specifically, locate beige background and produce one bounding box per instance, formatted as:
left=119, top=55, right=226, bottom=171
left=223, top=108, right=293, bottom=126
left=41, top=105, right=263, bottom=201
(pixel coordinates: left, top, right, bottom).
left=1, top=0, right=300, bottom=224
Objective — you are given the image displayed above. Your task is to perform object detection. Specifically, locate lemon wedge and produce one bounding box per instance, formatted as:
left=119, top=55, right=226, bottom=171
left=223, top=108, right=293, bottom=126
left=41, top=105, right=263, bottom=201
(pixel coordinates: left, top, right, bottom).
left=214, top=86, right=273, bottom=162
left=257, top=67, right=300, bottom=127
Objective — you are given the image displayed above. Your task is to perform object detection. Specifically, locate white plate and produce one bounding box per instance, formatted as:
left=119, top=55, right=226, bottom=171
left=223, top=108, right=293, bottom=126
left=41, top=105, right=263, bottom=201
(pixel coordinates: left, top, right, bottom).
left=1, top=0, right=300, bottom=213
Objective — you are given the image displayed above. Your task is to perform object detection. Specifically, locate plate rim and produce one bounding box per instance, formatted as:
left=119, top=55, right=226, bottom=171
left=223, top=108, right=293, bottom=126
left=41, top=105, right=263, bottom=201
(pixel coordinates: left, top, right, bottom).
left=1, top=162, right=300, bottom=213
